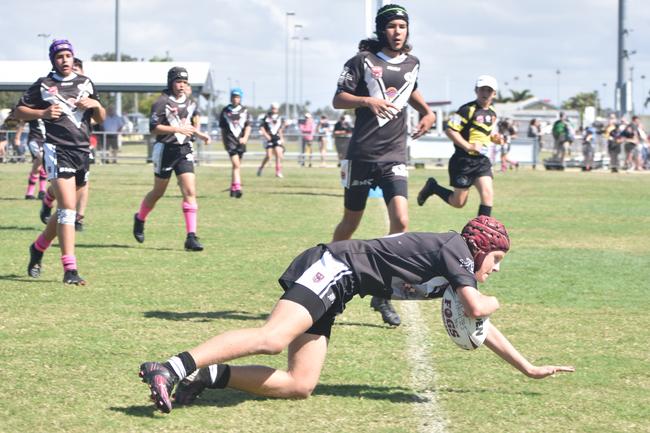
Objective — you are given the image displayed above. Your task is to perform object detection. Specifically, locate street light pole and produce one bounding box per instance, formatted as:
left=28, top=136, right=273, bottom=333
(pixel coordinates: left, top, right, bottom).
left=292, top=24, right=303, bottom=121
left=299, top=36, right=310, bottom=114
left=115, top=0, right=122, bottom=116
left=37, top=33, right=51, bottom=59
left=556, top=69, right=561, bottom=108
left=284, top=12, right=295, bottom=119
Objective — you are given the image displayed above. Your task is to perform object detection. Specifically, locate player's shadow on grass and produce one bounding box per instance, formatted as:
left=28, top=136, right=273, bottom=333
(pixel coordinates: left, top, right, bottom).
left=110, top=383, right=423, bottom=418
left=0, top=225, right=41, bottom=232
left=267, top=191, right=342, bottom=198
left=335, top=321, right=392, bottom=330
left=76, top=243, right=175, bottom=251
left=0, top=273, right=52, bottom=283
left=0, top=197, right=25, bottom=201
left=438, top=386, right=541, bottom=396
left=144, top=310, right=268, bottom=322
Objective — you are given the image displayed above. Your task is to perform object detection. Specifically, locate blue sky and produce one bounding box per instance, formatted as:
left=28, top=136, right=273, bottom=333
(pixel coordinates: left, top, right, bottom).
left=3, top=0, right=649, bottom=113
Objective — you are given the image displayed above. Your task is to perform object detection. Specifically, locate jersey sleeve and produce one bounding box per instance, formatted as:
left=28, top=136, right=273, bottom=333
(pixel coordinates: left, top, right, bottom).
left=218, top=108, right=227, bottom=129
left=437, top=237, right=477, bottom=289
left=149, top=96, right=167, bottom=132
left=447, top=104, right=470, bottom=133
left=336, top=54, right=364, bottom=95
left=17, top=79, right=47, bottom=110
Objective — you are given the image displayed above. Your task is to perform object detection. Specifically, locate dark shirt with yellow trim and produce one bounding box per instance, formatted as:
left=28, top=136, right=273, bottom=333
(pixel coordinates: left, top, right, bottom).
left=446, top=101, right=497, bottom=156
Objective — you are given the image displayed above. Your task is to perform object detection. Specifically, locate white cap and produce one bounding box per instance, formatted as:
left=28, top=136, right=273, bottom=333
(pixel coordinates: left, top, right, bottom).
left=475, top=75, right=498, bottom=91
left=270, top=101, right=280, bottom=109
left=305, top=112, right=312, bottom=118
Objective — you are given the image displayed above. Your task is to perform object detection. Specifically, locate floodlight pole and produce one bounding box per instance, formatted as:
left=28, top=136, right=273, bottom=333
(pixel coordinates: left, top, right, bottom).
left=284, top=12, right=295, bottom=119
left=616, top=0, right=626, bottom=118
left=115, top=0, right=122, bottom=116
left=37, top=33, right=51, bottom=59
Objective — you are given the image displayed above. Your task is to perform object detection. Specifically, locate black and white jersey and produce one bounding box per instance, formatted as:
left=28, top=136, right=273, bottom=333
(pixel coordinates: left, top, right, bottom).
left=336, top=51, right=419, bottom=162
left=27, top=119, right=46, bottom=145
left=323, top=232, right=477, bottom=299
left=219, top=104, right=250, bottom=147
left=260, top=112, right=285, bottom=139
left=18, top=72, right=99, bottom=149
left=150, top=90, right=198, bottom=145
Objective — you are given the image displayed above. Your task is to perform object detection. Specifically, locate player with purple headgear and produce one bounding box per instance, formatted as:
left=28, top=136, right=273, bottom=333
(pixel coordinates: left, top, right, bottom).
left=17, top=39, right=105, bottom=285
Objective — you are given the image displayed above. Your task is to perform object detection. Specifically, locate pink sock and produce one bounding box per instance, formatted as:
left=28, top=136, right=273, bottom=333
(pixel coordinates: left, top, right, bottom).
left=275, top=161, right=282, bottom=174
left=34, top=234, right=52, bottom=252
left=26, top=173, right=38, bottom=195
left=43, top=191, right=55, bottom=208
left=232, top=182, right=241, bottom=191
left=39, top=168, right=48, bottom=192
left=182, top=201, right=198, bottom=234
left=137, top=200, right=153, bottom=221
left=61, top=255, right=77, bottom=271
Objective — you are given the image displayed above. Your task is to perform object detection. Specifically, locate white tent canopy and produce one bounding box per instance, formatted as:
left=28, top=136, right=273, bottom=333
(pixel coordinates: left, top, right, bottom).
left=0, top=61, right=214, bottom=94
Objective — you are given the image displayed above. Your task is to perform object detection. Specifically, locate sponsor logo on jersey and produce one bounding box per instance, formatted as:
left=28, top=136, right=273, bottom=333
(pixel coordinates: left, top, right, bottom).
left=476, top=115, right=484, bottom=123
left=485, top=115, right=492, bottom=123
left=371, top=66, right=383, bottom=79
left=386, top=65, right=401, bottom=71
left=459, top=257, right=474, bottom=274
left=337, top=66, right=353, bottom=85
left=313, top=272, right=324, bottom=283
left=61, top=82, right=73, bottom=87
left=385, top=87, right=398, bottom=99
left=351, top=179, right=373, bottom=187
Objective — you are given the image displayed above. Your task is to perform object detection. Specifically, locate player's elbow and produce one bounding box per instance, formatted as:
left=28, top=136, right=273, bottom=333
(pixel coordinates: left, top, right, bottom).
left=466, top=298, right=499, bottom=319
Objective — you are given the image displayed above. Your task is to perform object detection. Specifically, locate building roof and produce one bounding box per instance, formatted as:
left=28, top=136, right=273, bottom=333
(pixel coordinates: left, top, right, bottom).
left=0, top=61, right=214, bottom=94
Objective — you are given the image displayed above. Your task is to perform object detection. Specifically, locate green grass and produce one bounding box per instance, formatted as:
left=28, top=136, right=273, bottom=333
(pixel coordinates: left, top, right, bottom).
left=0, top=163, right=649, bottom=432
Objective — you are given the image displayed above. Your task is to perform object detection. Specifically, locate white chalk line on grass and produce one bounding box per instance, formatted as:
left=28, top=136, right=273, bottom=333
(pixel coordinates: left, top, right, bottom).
left=375, top=200, right=447, bottom=433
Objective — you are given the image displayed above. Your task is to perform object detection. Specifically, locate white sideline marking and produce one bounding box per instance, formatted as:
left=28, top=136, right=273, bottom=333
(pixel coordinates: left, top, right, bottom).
left=400, top=301, right=448, bottom=433
left=375, top=199, right=447, bottom=433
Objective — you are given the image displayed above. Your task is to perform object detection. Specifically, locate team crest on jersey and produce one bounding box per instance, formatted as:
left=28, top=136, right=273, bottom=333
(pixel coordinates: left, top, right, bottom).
left=313, top=272, right=325, bottom=283
left=385, top=87, right=398, bottom=99
left=47, top=86, right=58, bottom=95
left=485, top=115, right=492, bottom=123
left=403, top=71, right=416, bottom=83
left=371, top=66, right=383, bottom=79
left=476, top=115, right=484, bottom=123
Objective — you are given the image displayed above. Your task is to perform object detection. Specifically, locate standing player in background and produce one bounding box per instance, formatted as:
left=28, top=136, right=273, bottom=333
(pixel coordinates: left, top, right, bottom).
left=39, top=57, right=91, bottom=232
left=257, top=102, right=285, bottom=178
left=219, top=88, right=251, bottom=198
left=18, top=40, right=105, bottom=285
left=132, top=67, right=204, bottom=252
left=417, top=75, right=504, bottom=218
left=23, top=117, right=47, bottom=200
left=331, top=4, right=435, bottom=326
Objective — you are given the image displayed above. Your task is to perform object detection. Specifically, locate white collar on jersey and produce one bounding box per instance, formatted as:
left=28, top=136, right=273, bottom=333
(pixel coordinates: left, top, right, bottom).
left=376, top=51, right=407, bottom=64
left=51, top=72, right=78, bottom=82
left=169, top=93, right=188, bottom=104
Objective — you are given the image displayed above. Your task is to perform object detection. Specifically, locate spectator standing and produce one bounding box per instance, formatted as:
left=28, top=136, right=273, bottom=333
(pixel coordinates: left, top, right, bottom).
left=551, top=112, right=571, bottom=164
left=317, top=115, right=331, bottom=166
left=299, top=112, right=315, bottom=167
left=101, top=105, right=125, bottom=164
left=581, top=126, right=596, bottom=171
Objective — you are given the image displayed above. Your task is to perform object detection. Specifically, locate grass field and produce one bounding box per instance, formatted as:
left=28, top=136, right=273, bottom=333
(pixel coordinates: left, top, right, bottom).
left=1, top=162, right=649, bottom=433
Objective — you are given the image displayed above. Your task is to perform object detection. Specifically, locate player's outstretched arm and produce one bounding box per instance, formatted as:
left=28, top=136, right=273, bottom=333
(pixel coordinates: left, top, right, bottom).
left=484, top=322, right=575, bottom=379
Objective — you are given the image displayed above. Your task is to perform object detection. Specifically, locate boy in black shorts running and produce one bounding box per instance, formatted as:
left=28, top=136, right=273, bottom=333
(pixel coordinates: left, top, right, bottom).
left=132, top=67, right=204, bottom=251
left=417, top=75, right=504, bottom=217
left=18, top=40, right=105, bottom=284
left=219, top=88, right=251, bottom=198
left=137, top=216, right=574, bottom=414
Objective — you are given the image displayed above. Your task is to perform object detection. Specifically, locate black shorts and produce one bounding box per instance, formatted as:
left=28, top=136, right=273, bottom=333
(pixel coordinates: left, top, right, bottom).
left=43, top=143, right=90, bottom=186
left=264, top=136, right=283, bottom=149
left=224, top=141, right=246, bottom=158
left=279, top=246, right=356, bottom=338
left=340, top=160, right=408, bottom=211
left=152, top=142, right=195, bottom=179
left=105, top=134, right=119, bottom=150
left=448, top=152, right=493, bottom=189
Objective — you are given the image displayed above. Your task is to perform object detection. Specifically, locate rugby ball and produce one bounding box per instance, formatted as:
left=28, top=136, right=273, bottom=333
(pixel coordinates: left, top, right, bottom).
left=440, top=286, right=490, bottom=350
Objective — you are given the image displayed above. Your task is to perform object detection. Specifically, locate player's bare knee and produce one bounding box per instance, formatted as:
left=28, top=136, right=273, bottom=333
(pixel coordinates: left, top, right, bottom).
left=257, top=329, right=288, bottom=355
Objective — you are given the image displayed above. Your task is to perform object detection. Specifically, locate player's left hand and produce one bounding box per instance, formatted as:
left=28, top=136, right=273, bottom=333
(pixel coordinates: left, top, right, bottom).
left=525, top=365, right=575, bottom=379
left=75, top=98, right=100, bottom=110
left=490, top=134, right=505, bottom=145
left=411, top=113, right=436, bottom=139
